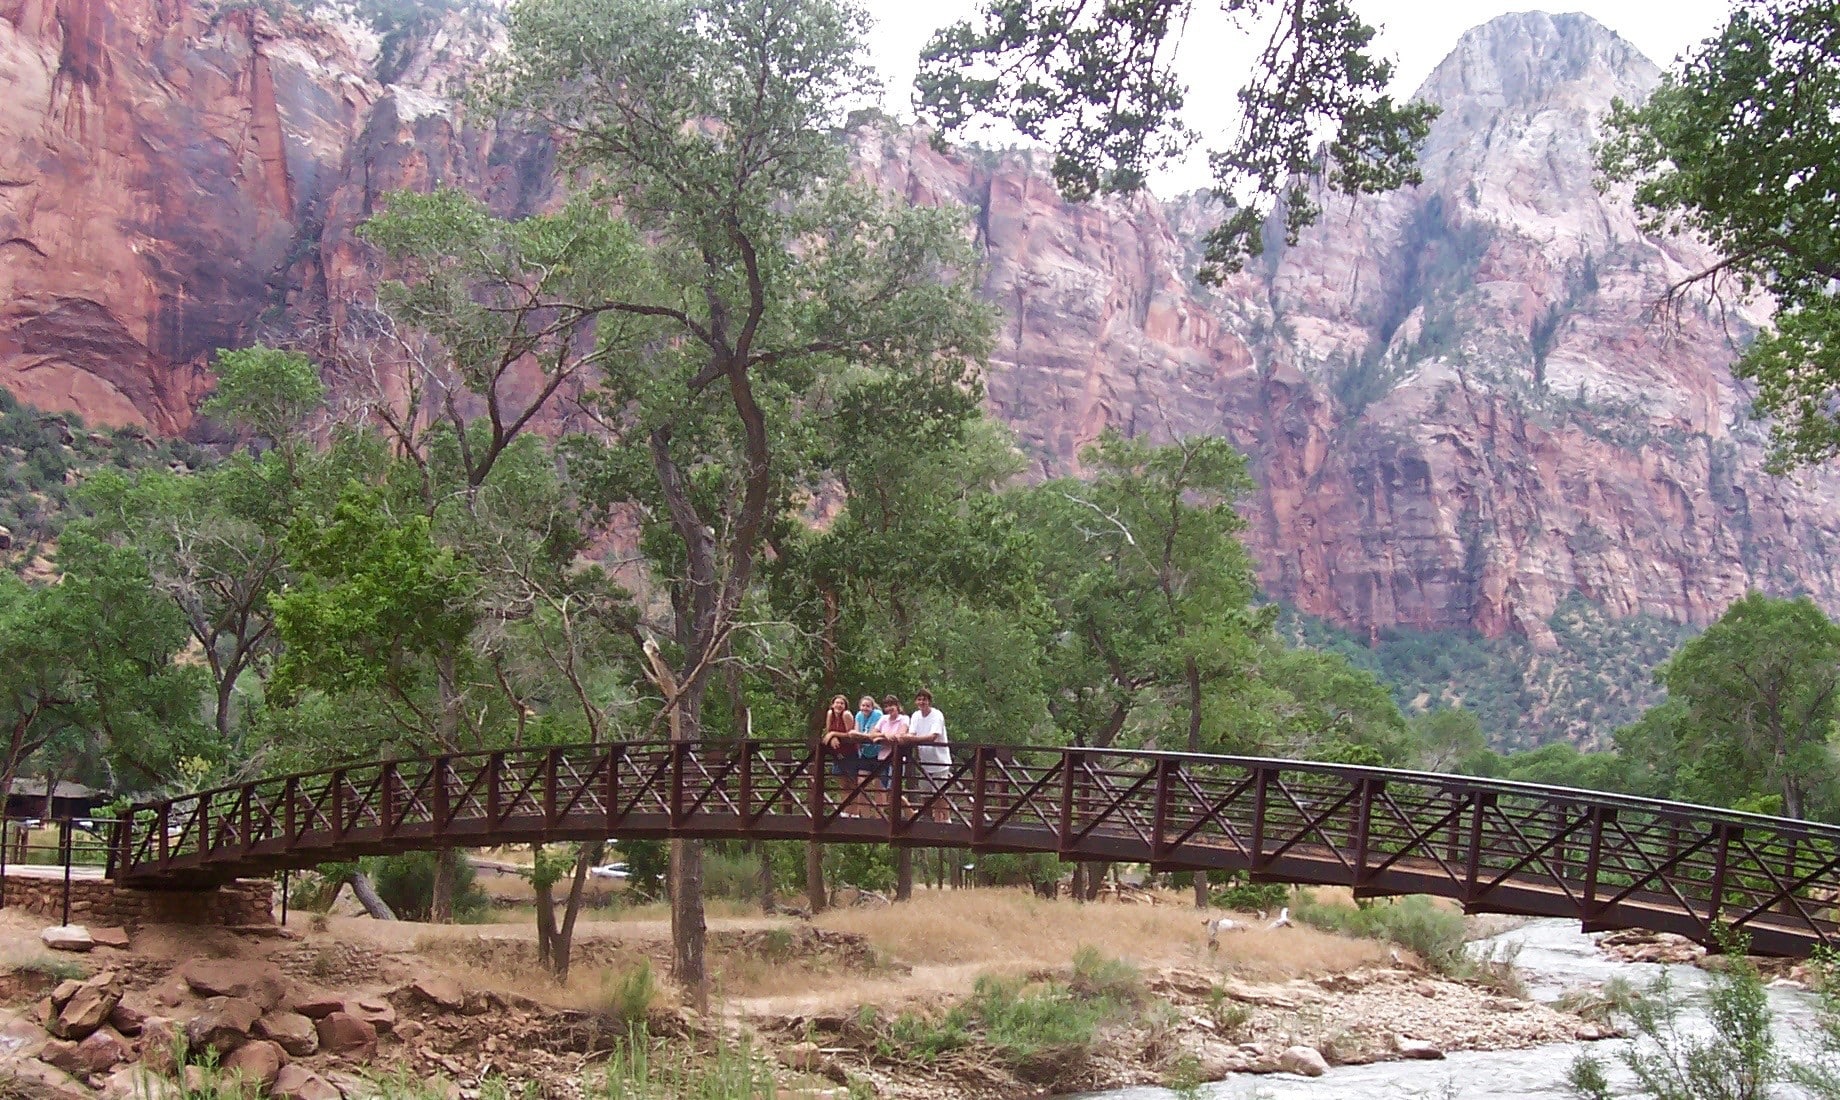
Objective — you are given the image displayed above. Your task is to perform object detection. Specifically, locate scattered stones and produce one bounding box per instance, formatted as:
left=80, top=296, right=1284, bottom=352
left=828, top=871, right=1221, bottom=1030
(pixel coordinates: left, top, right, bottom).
left=178, top=958, right=290, bottom=1011
left=40, top=926, right=94, bottom=953
left=100, top=1064, right=178, bottom=1100
left=185, top=995, right=262, bottom=1055
left=222, top=1038, right=287, bottom=1091
left=405, top=974, right=466, bottom=1011
left=256, top=1011, right=320, bottom=1057
left=272, top=1064, right=343, bottom=1100
left=1278, top=1045, right=1330, bottom=1077
left=1394, top=1035, right=1446, bottom=1060
left=315, top=1010, right=378, bottom=1056
left=395, top=1020, right=425, bottom=1042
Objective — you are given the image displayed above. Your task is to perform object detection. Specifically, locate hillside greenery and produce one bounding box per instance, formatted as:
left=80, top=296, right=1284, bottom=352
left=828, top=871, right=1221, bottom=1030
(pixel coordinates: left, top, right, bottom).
left=1280, top=594, right=1693, bottom=751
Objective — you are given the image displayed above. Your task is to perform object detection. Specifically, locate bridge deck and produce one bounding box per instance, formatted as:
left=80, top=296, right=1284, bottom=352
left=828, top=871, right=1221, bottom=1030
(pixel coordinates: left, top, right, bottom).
left=115, top=741, right=1840, bottom=956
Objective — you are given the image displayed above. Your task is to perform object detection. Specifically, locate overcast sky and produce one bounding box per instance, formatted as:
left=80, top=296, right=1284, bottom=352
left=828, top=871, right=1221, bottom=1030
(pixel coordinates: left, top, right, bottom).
left=862, top=2, right=1734, bottom=195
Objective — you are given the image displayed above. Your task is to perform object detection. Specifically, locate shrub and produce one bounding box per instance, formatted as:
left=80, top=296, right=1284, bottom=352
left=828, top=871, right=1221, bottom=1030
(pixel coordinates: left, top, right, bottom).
left=702, top=848, right=762, bottom=901
left=599, top=961, right=663, bottom=1032
left=1069, top=947, right=1144, bottom=1004
left=596, top=1025, right=777, bottom=1099
left=1292, top=894, right=1469, bottom=974
left=369, top=851, right=488, bottom=922
left=970, top=975, right=1110, bottom=1066
left=1210, top=873, right=1289, bottom=913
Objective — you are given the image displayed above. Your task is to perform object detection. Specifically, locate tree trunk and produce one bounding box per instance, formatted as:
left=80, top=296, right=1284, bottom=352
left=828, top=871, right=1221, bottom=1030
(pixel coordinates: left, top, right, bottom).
left=1069, top=863, right=1086, bottom=902
left=430, top=848, right=458, bottom=923
left=645, top=639, right=708, bottom=1012
left=534, top=862, right=556, bottom=968
left=1185, top=654, right=1207, bottom=907
left=552, top=841, right=602, bottom=982
left=894, top=847, right=913, bottom=902
left=1085, top=861, right=1108, bottom=900
left=345, top=871, right=397, bottom=920
left=805, top=842, right=827, bottom=913
left=757, top=842, right=775, bottom=913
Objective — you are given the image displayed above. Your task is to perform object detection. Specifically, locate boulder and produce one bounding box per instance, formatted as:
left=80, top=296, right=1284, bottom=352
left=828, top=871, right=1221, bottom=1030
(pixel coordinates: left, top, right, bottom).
left=89, top=927, right=131, bottom=950
left=138, top=1017, right=181, bottom=1076
left=2, top=1058, right=93, bottom=1100
left=405, top=975, right=466, bottom=1011
left=1394, top=1035, right=1445, bottom=1060
left=40, top=926, right=93, bottom=953
left=222, top=1038, right=286, bottom=1091
left=185, top=995, right=262, bottom=1055
left=315, top=1011, right=377, bottom=1056
left=40, top=1026, right=129, bottom=1075
left=1, top=1015, right=52, bottom=1060
left=100, top=1065, right=180, bottom=1100
left=784, top=1041, right=822, bottom=1072
left=49, top=981, right=84, bottom=1010
left=272, top=1064, right=343, bottom=1100
left=51, top=983, right=120, bottom=1040
left=107, top=1000, right=146, bottom=1037
left=290, top=993, right=345, bottom=1019
left=346, top=997, right=395, bottom=1033
left=1279, top=1045, right=1329, bottom=1077
left=177, top=959, right=289, bottom=1011
left=255, top=1011, right=320, bottom=1057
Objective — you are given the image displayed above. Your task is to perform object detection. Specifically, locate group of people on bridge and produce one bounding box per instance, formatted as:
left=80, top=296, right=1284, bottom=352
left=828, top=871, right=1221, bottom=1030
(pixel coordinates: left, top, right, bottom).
left=820, top=691, right=951, bottom=820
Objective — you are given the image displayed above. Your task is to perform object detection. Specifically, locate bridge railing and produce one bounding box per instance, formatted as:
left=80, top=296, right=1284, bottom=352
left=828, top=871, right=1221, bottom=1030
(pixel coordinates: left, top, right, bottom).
left=121, top=740, right=1840, bottom=954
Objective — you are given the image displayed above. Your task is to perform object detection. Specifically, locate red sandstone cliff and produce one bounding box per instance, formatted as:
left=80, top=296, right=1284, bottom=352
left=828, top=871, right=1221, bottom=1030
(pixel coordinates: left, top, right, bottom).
left=2, top=2, right=1835, bottom=644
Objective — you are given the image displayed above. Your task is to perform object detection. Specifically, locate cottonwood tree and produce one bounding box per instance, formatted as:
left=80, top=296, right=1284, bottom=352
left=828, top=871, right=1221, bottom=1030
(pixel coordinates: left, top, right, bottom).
left=917, top=0, right=1438, bottom=279
left=482, top=0, right=994, bottom=1006
left=1599, top=0, right=1840, bottom=469
left=74, top=348, right=325, bottom=744
left=1011, top=431, right=1268, bottom=902
left=1656, top=592, right=1840, bottom=820
left=763, top=368, right=1048, bottom=905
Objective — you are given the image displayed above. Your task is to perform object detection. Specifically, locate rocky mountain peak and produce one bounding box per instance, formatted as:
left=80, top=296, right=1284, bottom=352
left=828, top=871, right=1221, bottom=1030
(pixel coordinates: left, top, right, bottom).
left=1418, top=11, right=1659, bottom=113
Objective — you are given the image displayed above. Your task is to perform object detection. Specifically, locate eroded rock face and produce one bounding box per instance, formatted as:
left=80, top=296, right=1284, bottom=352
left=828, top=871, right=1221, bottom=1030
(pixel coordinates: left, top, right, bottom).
left=5, top=4, right=1840, bottom=646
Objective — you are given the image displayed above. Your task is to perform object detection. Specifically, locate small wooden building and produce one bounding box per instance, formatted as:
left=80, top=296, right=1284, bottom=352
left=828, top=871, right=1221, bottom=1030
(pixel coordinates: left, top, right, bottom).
left=3, top=779, right=102, bottom=821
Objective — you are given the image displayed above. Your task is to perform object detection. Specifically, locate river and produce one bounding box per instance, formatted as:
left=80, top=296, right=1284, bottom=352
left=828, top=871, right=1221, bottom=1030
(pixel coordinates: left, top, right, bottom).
left=1075, top=920, right=1825, bottom=1099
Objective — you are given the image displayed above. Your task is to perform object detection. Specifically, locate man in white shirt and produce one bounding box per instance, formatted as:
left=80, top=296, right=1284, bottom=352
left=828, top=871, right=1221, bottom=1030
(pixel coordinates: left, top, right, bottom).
left=907, top=690, right=950, bottom=822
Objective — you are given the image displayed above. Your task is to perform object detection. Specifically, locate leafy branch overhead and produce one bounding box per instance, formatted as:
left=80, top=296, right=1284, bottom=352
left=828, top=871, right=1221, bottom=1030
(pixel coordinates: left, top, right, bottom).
left=916, top=0, right=1437, bottom=280
left=1598, top=0, right=1840, bottom=469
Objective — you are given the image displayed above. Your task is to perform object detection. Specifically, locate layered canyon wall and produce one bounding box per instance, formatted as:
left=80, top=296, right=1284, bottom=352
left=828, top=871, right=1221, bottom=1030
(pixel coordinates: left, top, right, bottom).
left=2, top=1, right=1834, bottom=645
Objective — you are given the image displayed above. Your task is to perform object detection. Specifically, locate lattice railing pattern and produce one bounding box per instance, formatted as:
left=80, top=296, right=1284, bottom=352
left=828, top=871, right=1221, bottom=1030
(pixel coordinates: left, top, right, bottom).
left=119, top=742, right=1840, bottom=956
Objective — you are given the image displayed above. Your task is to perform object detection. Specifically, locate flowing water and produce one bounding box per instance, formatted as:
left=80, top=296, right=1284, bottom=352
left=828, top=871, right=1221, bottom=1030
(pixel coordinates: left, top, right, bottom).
left=1074, top=920, right=1824, bottom=1100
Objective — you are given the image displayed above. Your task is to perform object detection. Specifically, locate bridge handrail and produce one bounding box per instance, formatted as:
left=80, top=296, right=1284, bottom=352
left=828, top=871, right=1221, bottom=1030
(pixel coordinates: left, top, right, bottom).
left=130, top=738, right=1840, bottom=845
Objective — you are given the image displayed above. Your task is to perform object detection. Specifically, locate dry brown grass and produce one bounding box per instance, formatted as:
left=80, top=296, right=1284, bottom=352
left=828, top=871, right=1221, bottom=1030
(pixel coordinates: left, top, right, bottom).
left=814, top=887, right=1390, bottom=982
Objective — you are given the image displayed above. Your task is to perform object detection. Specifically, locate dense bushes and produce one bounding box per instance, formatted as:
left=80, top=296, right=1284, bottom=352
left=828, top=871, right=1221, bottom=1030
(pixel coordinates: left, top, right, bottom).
left=1292, top=894, right=1469, bottom=973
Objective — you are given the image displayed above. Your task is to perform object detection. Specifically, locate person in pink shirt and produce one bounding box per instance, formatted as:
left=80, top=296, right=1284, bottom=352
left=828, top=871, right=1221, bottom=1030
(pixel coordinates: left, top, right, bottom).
left=870, top=694, right=909, bottom=814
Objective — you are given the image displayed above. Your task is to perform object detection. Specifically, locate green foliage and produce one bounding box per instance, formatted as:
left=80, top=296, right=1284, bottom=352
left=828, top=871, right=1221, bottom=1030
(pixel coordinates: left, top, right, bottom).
left=1282, top=593, right=1690, bottom=751
left=1068, top=947, right=1144, bottom=1004
left=915, top=0, right=1437, bottom=279
left=1653, top=592, right=1840, bottom=819
left=1568, top=955, right=1780, bottom=1100
left=1210, top=874, right=1289, bottom=913
left=1598, top=0, right=1840, bottom=469
left=598, top=962, right=663, bottom=1032
left=0, top=390, right=202, bottom=564
left=1292, top=893, right=1469, bottom=975
left=596, top=1025, right=778, bottom=1100
left=968, top=973, right=1117, bottom=1068
left=272, top=482, right=475, bottom=703
left=619, top=841, right=668, bottom=899
left=368, top=852, right=488, bottom=922
left=203, top=347, right=325, bottom=451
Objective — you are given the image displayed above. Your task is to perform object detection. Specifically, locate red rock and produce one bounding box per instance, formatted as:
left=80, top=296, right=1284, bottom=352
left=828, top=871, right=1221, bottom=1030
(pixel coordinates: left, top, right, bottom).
left=185, top=995, right=262, bottom=1055
left=255, top=1011, right=320, bottom=1057
left=222, top=1038, right=286, bottom=1090
left=40, top=1026, right=128, bottom=1075
left=405, top=975, right=466, bottom=1011
left=314, top=1011, right=376, bottom=1056
left=90, top=927, right=131, bottom=949
left=107, top=1000, right=147, bottom=1037
left=51, top=983, right=120, bottom=1040
left=177, top=959, right=289, bottom=1011
left=272, top=1064, right=343, bottom=1100
left=290, top=993, right=345, bottom=1019
left=347, top=997, right=395, bottom=1033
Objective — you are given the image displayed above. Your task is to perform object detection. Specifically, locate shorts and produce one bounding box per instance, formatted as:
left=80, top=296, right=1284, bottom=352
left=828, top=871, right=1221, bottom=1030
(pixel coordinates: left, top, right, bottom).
left=860, top=755, right=892, bottom=787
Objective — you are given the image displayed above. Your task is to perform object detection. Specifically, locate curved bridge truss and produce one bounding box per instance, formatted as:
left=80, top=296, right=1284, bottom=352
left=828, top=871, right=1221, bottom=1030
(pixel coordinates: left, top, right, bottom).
left=118, top=741, right=1840, bottom=955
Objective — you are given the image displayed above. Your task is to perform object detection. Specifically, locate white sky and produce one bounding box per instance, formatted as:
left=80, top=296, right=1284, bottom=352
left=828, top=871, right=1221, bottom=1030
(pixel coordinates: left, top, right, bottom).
left=862, top=1, right=1734, bottom=195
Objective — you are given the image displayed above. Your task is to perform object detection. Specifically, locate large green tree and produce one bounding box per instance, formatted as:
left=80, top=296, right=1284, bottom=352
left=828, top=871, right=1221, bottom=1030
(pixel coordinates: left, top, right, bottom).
left=1656, top=592, right=1840, bottom=820
left=485, top=0, right=994, bottom=1005
left=916, top=0, right=1437, bottom=279
left=1599, top=0, right=1840, bottom=467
